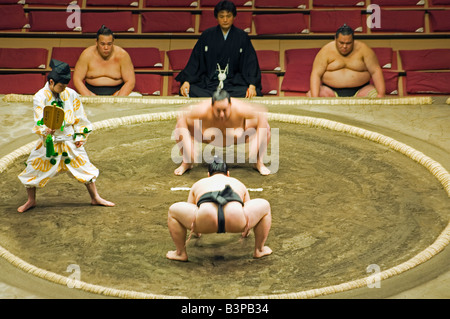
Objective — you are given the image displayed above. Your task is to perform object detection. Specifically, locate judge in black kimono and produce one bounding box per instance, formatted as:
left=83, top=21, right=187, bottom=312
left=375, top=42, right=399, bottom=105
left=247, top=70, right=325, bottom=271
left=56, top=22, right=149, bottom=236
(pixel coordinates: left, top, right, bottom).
left=176, top=1, right=262, bottom=98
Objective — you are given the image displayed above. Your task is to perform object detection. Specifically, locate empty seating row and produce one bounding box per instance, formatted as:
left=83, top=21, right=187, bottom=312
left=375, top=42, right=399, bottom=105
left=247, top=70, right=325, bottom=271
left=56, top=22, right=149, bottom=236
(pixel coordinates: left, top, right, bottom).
left=1, top=5, right=450, bottom=33
left=400, top=48, right=450, bottom=94
left=2, top=0, right=450, bottom=8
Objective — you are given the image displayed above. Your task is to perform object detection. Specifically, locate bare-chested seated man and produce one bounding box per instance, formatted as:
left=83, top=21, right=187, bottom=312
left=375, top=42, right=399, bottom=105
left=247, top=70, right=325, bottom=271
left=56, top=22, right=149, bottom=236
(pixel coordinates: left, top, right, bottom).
left=73, top=25, right=135, bottom=96
left=166, top=158, right=272, bottom=261
left=174, top=89, right=271, bottom=176
left=308, top=24, right=385, bottom=98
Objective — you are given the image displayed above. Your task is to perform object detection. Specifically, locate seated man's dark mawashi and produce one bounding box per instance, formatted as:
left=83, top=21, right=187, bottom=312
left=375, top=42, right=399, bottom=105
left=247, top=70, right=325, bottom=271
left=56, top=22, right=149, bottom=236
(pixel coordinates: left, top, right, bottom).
left=85, top=82, right=124, bottom=96
left=323, top=81, right=370, bottom=97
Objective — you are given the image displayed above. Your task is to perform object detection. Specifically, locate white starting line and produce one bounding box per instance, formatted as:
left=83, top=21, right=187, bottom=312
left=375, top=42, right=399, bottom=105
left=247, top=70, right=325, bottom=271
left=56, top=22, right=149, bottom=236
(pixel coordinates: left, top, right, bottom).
left=170, top=187, right=263, bottom=192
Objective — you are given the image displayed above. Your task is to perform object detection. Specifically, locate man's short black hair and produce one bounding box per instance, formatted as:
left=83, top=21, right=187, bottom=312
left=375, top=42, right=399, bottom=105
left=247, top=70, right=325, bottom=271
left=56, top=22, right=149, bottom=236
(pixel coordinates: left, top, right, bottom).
left=214, top=0, right=237, bottom=18
left=212, top=89, right=231, bottom=105
left=96, top=25, right=114, bottom=40
left=335, top=24, right=354, bottom=38
left=208, top=156, right=228, bottom=176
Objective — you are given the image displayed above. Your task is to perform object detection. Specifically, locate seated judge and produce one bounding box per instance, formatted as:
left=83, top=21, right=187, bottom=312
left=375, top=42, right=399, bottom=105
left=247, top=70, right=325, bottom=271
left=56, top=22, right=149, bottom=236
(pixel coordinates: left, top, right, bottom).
left=176, top=1, right=262, bottom=98
left=73, top=25, right=135, bottom=96
left=307, top=24, right=385, bottom=98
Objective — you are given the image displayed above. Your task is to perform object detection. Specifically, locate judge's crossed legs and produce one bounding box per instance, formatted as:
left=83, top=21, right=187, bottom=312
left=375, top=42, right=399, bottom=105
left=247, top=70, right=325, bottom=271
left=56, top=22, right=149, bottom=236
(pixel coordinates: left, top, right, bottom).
left=167, top=199, right=272, bottom=261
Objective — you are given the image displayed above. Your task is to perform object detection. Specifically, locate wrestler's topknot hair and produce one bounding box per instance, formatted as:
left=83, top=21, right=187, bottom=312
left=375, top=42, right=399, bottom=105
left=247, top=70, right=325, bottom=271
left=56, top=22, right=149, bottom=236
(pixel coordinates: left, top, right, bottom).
left=208, top=156, right=228, bottom=176
left=335, top=24, right=354, bottom=38
left=214, top=0, right=237, bottom=18
left=96, top=25, right=115, bottom=40
left=212, top=88, right=231, bottom=105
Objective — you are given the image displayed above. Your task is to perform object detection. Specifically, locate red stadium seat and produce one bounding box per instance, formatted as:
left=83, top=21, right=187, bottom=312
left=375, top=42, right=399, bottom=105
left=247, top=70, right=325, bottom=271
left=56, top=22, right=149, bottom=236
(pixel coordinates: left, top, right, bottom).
left=369, top=0, right=424, bottom=6
left=284, top=48, right=320, bottom=71
left=26, top=0, right=79, bottom=5
left=0, top=5, right=28, bottom=31
left=370, top=10, right=425, bottom=32
left=141, top=12, right=195, bottom=33
left=261, top=73, right=279, bottom=95
left=383, top=71, right=399, bottom=95
left=312, top=0, right=366, bottom=7
left=201, top=0, right=252, bottom=6
left=167, top=49, right=192, bottom=71
left=29, top=11, right=78, bottom=32
left=124, top=48, right=164, bottom=69
left=134, top=74, right=162, bottom=95
left=254, top=0, right=308, bottom=8
left=145, top=0, right=199, bottom=7
left=281, top=48, right=320, bottom=93
left=399, top=49, right=450, bottom=71
left=429, top=10, right=450, bottom=32
left=0, top=74, right=46, bottom=94
left=86, top=0, right=139, bottom=6
left=371, top=71, right=399, bottom=95
left=199, top=10, right=252, bottom=33
left=405, top=71, right=450, bottom=94
left=67, top=72, right=76, bottom=90
left=169, top=74, right=181, bottom=95
left=254, top=13, right=309, bottom=35
left=430, top=0, right=450, bottom=5
left=0, top=48, right=48, bottom=69
left=256, top=50, right=280, bottom=71
left=310, top=10, right=364, bottom=33
left=81, top=12, right=135, bottom=33
left=372, top=47, right=395, bottom=69
left=51, top=47, right=85, bottom=68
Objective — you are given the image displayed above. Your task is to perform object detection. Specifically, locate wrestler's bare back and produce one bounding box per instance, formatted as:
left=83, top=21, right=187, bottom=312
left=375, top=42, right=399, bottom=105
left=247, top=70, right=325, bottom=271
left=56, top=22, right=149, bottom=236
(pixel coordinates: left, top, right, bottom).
left=320, top=40, right=372, bottom=88
left=189, top=174, right=249, bottom=234
left=190, top=174, right=249, bottom=204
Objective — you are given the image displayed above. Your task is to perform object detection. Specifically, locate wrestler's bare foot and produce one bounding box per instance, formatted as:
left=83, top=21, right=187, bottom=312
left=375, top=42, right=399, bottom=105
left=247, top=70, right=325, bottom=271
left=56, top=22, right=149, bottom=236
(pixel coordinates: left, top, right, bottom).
left=17, top=200, right=36, bottom=213
left=91, top=197, right=115, bottom=207
left=174, top=162, right=193, bottom=176
left=166, top=250, right=188, bottom=262
left=255, top=162, right=271, bottom=176
left=254, top=246, right=272, bottom=259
